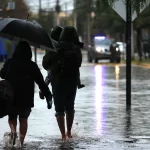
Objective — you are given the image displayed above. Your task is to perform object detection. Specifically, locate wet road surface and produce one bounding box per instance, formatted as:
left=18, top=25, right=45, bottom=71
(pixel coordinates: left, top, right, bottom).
left=1, top=51, right=150, bottom=149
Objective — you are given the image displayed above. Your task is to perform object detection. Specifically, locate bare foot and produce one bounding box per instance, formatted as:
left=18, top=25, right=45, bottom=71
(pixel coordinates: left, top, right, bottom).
left=62, top=135, right=67, bottom=141
left=66, top=132, right=72, bottom=138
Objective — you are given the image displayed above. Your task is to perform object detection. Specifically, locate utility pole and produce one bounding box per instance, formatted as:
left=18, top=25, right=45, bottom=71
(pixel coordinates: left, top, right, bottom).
left=131, top=22, right=134, bottom=59
left=0, top=8, right=2, bottom=18
left=126, top=0, right=131, bottom=106
left=39, top=0, right=42, bottom=16
left=48, top=0, right=50, bottom=11
left=65, top=3, right=67, bottom=26
left=55, top=0, right=61, bottom=26
left=87, top=13, right=91, bottom=45
left=34, top=0, right=42, bottom=64
left=73, top=0, right=77, bottom=30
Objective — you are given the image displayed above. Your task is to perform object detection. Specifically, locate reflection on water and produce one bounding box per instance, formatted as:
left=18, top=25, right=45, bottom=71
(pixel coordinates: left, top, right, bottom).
left=115, top=65, right=120, bottom=102
left=94, top=65, right=104, bottom=135
left=115, top=65, right=120, bottom=81
left=125, top=107, right=132, bottom=138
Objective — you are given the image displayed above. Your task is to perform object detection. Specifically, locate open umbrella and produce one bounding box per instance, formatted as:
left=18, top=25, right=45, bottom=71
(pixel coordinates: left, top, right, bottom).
left=0, top=18, right=54, bottom=51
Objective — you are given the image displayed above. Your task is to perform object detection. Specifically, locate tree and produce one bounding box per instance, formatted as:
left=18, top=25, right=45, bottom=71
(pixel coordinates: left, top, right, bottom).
left=94, top=0, right=125, bottom=39
left=107, top=0, right=148, bottom=14
left=106, top=0, right=148, bottom=61
left=134, top=5, right=150, bottom=60
left=0, top=0, right=29, bottom=19
left=74, top=0, right=125, bottom=42
left=37, top=10, right=55, bottom=33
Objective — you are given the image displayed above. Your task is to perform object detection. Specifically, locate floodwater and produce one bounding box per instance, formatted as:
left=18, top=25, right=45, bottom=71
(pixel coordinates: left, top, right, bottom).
left=1, top=51, right=150, bottom=149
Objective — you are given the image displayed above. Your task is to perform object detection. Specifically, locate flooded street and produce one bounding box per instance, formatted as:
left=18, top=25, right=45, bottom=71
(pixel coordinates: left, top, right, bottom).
left=1, top=51, right=150, bottom=149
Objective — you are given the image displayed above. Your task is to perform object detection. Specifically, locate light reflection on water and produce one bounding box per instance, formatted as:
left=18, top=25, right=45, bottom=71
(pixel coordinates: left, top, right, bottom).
left=94, top=65, right=104, bottom=136
left=115, top=65, right=120, bottom=103
left=115, top=65, right=120, bottom=81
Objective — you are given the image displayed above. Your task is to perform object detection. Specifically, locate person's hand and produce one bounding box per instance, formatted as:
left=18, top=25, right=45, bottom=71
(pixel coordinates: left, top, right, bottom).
left=39, top=91, right=44, bottom=99
left=78, top=84, right=85, bottom=89
left=46, top=94, right=53, bottom=109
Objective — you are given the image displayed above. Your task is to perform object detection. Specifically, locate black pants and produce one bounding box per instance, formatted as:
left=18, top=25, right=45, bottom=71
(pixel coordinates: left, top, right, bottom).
left=8, top=106, right=31, bottom=120
left=52, top=82, right=77, bottom=116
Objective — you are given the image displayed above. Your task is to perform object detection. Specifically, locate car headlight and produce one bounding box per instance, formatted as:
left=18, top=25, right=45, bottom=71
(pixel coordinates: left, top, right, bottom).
left=96, top=47, right=101, bottom=52
left=116, top=47, right=119, bottom=51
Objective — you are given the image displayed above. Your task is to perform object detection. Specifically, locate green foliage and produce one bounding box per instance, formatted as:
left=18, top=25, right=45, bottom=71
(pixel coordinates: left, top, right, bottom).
left=74, top=0, right=148, bottom=40
left=107, top=0, right=148, bottom=14
left=29, top=11, right=55, bottom=33
left=75, top=0, right=125, bottom=39
left=38, top=12, right=54, bottom=33
left=134, top=4, right=150, bottom=29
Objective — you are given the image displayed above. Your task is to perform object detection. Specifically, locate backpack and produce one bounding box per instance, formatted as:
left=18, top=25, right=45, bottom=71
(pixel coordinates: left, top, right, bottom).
left=0, top=80, right=13, bottom=118
left=42, top=50, right=57, bottom=71
left=57, top=45, right=80, bottom=78
left=42, top=39, right=58, bottom=71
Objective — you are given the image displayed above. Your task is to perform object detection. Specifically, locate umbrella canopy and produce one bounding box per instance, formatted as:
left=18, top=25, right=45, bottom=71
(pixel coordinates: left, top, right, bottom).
left=0, top=18, right=54, bottom=51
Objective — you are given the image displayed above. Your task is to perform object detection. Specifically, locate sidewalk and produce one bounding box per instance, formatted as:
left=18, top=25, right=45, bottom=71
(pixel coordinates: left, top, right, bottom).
left=82, top=50, right=150, bottom=68
left=122, top=58, right=150, bottom=68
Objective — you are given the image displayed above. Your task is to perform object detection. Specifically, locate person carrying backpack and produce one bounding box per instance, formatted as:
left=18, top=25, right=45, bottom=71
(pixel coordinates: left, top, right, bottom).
left=0, top=41, right=52, bottom=147
left=48, top=26, right=83, bottom=141
left=42, top=26, right=84, bottom=89
left=40, top=26, right=84, bottom=99
left=39, top=26, right=63, bottom=99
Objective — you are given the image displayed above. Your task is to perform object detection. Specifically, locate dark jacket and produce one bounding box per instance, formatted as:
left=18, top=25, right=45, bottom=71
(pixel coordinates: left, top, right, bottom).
left=0, top=41, right=50, bottom=108
left=42, top=26, right=82, bottom=85
left=43, top=26, right=62, bottom=70
left=50, top=43, right=82, bottom=86
left=50, top=26, right=63, bottom=42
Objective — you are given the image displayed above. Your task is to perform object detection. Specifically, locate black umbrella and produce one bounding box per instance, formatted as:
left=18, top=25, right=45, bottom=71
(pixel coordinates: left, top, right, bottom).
left=0, top=18, right=54, bottom=51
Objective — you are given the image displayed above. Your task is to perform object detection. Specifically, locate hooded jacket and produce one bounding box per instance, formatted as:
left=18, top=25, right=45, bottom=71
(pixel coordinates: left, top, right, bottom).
left=59, top=26, right=82, bottom=66
left=42, top=26, right=63, bottom=71
left=0, top=41, right=50, bottom=108
left=49, top=26, right=82, bottom=85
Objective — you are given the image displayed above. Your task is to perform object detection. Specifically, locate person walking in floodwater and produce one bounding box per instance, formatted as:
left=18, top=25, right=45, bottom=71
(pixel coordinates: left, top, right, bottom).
left=0, top=41, right=52, bottom=147
left=43, top=26, right=82, bottom=141
left=42, top=26, right=84, bottom=91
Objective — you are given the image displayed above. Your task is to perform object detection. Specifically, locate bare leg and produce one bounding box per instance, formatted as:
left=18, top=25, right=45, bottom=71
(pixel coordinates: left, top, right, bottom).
left=56, top=115, right=66, bottom=141
left=19, top=118, right=28, bottom=146
left=8, top=119, right=17, bottom=134
left=66, top=111, right=74, bottom=138
left=8, top=119, right=17, bottom=145
left=78, top=72, right=85, bottom=89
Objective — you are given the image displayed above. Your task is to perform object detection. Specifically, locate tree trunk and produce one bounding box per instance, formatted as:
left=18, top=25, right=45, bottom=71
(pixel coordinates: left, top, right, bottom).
left=136, top=28, right=142, bottom=61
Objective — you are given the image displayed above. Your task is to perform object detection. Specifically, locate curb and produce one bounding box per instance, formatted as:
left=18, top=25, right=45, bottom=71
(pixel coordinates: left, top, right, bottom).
left=132, top=62, right=150, bottom=68
left=121, top=61, right=150, bottom=68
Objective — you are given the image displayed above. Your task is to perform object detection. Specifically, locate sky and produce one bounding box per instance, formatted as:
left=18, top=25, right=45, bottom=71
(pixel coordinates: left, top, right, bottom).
left=25, top=0, right=74, bottom=13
